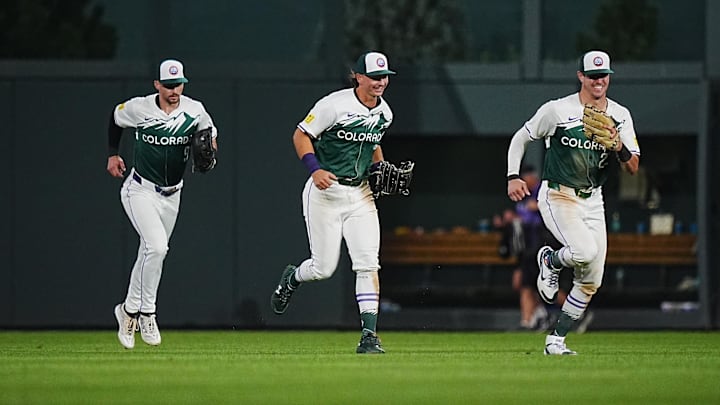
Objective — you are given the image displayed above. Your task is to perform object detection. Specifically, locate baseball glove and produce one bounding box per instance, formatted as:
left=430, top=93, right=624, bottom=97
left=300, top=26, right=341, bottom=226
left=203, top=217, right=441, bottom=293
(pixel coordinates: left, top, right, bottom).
left=582, top=104, right=619, bottom=150
left=191, top=127, right=216, bottom=173
left=369, top=160, right=415, bottom=199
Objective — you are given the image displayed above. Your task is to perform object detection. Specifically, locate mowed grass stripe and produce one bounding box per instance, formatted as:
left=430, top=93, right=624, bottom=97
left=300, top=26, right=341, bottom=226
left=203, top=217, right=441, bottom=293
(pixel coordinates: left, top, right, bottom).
left=1, top=331, right=718, bottom=404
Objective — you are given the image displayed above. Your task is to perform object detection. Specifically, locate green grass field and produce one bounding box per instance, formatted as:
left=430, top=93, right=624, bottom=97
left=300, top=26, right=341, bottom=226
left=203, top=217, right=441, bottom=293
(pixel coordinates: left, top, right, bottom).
left=1, top=330, right=718, bottom=404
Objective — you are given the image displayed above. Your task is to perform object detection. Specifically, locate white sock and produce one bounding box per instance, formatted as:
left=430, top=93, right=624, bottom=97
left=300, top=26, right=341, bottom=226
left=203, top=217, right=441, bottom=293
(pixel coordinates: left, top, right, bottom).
left=561, top=286, right=592, bottom=320
left=355, top=272, right=379, bottom=314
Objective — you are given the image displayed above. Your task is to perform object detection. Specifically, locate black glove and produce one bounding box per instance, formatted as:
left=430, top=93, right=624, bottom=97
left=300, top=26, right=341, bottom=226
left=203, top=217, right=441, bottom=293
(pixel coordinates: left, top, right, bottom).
left=191, top=127, right=216, bottom=173
left=369, top=160, right=414, bottom=199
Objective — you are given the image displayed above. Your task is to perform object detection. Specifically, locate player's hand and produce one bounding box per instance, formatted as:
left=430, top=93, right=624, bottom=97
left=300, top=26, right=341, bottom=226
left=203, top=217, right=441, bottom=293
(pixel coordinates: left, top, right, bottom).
left=507, top=178, right=530, bottom=202
left=311, top=169, right=337, bottom=190
left=107, top=155, right=126, bottom=178
left=607, top=126, right=622, bottom=151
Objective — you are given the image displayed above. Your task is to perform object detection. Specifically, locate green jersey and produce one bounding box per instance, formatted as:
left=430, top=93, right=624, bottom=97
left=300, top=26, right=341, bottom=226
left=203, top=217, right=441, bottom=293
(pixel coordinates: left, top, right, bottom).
left=114, top=94, right=216, bottom=186
left=298, top=88, right=393, bottom=183
left=525, top=93, right=640, bottom=189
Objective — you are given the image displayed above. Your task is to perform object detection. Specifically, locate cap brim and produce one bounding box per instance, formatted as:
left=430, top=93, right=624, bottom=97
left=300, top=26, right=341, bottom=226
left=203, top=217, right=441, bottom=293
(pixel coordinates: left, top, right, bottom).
left=583, top=68, right=614, bottom=74
left=159, top=78, right=189, bottom=84
left=365, top=69, right=396, bottom=77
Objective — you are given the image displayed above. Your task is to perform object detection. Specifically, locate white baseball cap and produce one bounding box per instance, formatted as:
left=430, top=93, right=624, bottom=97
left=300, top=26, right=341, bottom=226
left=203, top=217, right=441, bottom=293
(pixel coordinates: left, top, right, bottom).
left=579, top=50, right=614, bottom=75
left=159, top=59, right=189, bottom=84
left=354, top=51, right=396, bottom=77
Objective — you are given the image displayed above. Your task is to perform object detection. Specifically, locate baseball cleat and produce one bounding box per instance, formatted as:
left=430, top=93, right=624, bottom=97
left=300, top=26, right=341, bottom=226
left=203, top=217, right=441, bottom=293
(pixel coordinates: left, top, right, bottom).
left=114, top=304, right=138, bottom=350
left=536, top=246, right=561, bottom=304
left=139, top=313, right=162, bottom=346
left=544, top=334, right=577, bottom=355
left=271, top=265, right=298, bottom=315
left=356, top=331, right=385, bottom=354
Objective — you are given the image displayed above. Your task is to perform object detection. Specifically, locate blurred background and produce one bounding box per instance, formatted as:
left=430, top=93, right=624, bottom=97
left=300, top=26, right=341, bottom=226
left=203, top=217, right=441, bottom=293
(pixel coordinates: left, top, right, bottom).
left=0, top=0, right=717, bottom=331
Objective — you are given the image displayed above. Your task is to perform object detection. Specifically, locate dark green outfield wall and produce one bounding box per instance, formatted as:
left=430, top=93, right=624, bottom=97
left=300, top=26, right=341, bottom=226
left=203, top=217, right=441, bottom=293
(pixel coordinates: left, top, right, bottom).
left=1, top=0, right=717, bottom=329
left=0, top=60, right=707, bottom=329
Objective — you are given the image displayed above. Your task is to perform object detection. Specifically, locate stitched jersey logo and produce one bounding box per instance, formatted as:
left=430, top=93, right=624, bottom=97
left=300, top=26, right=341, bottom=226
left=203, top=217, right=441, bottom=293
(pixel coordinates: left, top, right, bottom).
left=138, top=113, right=198, bottom=136
left=336, top=112, right=389, bottom=132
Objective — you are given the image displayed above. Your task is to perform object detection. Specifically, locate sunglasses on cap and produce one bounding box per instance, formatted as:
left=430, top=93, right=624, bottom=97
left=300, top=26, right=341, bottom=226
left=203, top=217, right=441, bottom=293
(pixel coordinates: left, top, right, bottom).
left=364, top=74, right=388, bottom=81
left=585, top=73, right=609, bottom=80
left=161, top=82, right=183, bottom=89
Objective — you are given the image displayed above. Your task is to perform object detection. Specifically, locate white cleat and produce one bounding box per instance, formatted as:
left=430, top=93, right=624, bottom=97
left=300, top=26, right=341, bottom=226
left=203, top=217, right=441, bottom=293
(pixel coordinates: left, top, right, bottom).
left=139, top=314, right=162, bottom=346
left=114, top=304, right=138, bottom=349
left=544, top=335, right=577, bottom=355
left=536, top=246, right=561, bottom=304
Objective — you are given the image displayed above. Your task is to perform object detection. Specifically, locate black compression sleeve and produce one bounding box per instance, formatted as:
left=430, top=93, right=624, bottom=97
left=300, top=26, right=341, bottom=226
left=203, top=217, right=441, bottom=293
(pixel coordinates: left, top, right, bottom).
left=617, top=144, right=632, bottom=163
left=108, top=108, right=123, bottom=157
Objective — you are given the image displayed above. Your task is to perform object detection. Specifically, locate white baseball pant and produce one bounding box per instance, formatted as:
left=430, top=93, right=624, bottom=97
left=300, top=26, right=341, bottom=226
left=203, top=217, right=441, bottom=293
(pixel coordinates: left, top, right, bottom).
left=120, top=169, right=182, bottom=313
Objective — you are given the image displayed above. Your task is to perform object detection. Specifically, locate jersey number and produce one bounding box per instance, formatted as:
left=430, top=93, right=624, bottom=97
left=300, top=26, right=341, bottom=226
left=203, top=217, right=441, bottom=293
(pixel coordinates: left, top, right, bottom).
left=598, top=151, right=610, bottom=169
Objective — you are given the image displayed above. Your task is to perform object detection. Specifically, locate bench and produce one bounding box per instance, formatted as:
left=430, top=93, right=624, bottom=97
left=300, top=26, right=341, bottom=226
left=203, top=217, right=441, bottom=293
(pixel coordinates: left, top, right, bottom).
left=380, top=231, right=697, bottom=267
left=379, top=231, right=698, bottom=308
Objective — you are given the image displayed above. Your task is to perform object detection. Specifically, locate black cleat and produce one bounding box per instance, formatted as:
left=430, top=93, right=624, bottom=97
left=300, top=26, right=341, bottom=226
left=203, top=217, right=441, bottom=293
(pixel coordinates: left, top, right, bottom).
left=356, top=331, right=385, bottom=354
left=271, top=265, right=298, bottom=315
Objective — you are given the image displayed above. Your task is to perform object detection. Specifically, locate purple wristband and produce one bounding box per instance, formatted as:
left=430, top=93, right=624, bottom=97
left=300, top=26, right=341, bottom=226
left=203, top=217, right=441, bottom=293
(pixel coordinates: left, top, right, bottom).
left=301, top=153, right=321, bottom=174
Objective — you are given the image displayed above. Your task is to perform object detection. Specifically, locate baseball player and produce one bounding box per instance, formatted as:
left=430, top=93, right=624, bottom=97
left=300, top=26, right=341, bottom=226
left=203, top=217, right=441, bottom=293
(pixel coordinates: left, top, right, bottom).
left=106, top=59, right=218, bottom=349
left=270, top=51, right=396, bottom=354
left=506, top=50, right=640, bottom=355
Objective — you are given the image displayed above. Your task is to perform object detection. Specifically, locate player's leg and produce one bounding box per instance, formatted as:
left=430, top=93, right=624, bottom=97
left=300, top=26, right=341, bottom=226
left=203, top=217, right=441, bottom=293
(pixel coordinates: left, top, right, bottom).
left=121, top=185, right=177, bottom=314
left=537, top=184, right=600, bottom=303
left=115, top=178, right=165, bottom=347
left=353, top=270, right=384, bottom=354
left=552, top=195, right=606, bottom=327
left=538, top=186, right=601, bottom=270
left=114, top=177, right=140, bottom=349
left=294, top=183, right=345, bottom=282
left=120, top=183, right=178, bottom=346
left=564, top=198, right=606, bottom=335
left=140, top=191, right=180, bottom=314
left=538, top=186, right=601, bottom=355
left=271, top=179, right=343, bottom=314
left=548, top=234, right=604, bottom=350
left=343, top=187, right=384, bottom=353
left=537, top=182, right=593, bottom=355
left=137, top=191, right=180, bottom=346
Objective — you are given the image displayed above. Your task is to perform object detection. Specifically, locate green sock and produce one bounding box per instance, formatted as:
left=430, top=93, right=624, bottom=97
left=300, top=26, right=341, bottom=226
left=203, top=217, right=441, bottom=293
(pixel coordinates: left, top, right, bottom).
left=552, top=312, right=576, bottom=337
left=360, top=312, right=377, bottom=334
left=287, top=269, right=301, bottom=289
left=550, top=252, right=563, bottom=269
